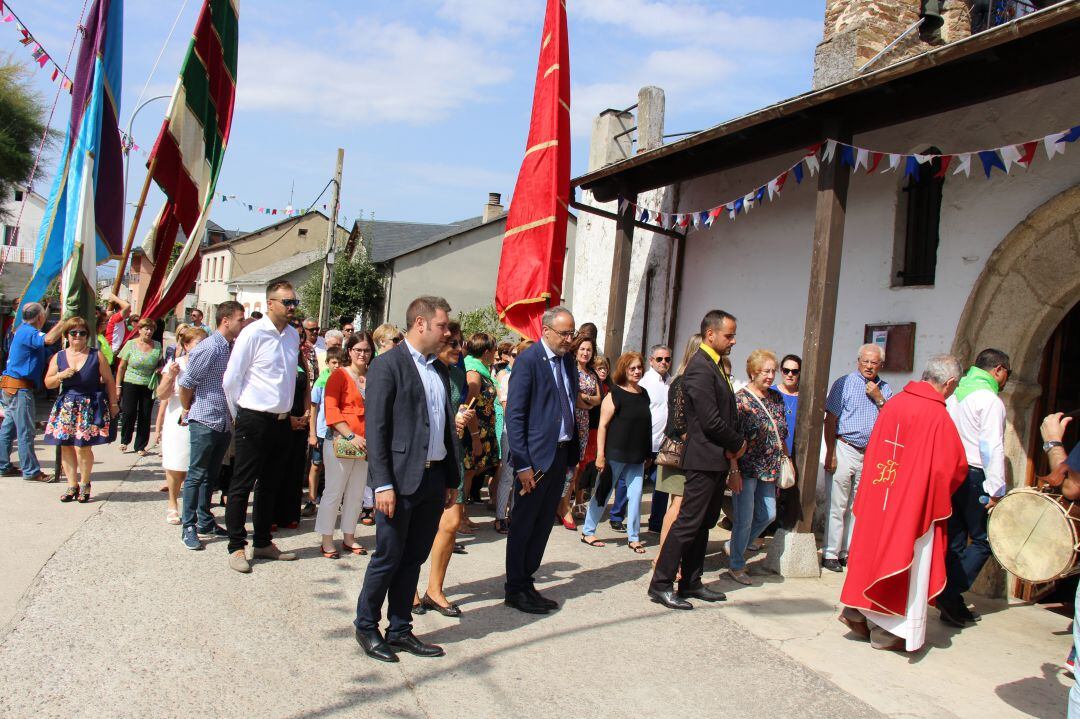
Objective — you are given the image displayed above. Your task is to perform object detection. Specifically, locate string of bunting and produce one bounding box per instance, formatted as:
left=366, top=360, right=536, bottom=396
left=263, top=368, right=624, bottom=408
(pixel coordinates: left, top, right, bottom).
left=1, top=1, right=75, bottom=93
left=625, top=124, right=1080, bottom=232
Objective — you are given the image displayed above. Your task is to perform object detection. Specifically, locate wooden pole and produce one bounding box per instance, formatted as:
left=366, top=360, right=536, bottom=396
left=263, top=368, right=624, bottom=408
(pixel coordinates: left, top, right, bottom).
left=794, top=130, right=851, bottom=534
left=111, top=158, right=156, bottom=297
left=318, top=148, right=345, bottom=329
left=603, top=196, right=635, bottom=356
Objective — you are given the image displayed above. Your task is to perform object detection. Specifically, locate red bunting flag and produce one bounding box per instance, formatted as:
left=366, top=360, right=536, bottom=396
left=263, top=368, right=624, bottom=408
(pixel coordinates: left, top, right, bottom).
left=867, top=151, right=883, bottom=174
left=933, top=155, right=953, bottom=178
left=495, top=0, right=570, bottom=339
left=1019, top=141, right=1038, bottom=167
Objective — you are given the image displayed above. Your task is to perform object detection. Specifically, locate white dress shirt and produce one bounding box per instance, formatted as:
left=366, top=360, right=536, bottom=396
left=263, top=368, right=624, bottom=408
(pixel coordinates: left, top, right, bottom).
left=946, top=389, right=1007, bottom=497
left=404, top=338, right=448, bottom=462
left=222, top=315, right=300, bottom=416
left=638, top=368, right=670, bottom=453
left=541, top=338, right=573, bottom=442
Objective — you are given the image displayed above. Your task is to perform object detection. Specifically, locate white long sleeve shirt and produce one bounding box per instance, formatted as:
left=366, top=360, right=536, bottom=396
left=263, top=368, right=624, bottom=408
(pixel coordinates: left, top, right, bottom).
left=638, top=368, right=670, bottom=453
left=947, top=389, right=1007, bottom=497
left=222, top=315, right=300, bottom=416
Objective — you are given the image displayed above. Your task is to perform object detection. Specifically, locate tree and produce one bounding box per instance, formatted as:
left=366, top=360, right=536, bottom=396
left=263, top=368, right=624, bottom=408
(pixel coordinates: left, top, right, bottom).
left=299, top=253, right=385, bottom=328
left=0, top=61, right=52, bottom=219
left=457, top=304, right=516, bottom=342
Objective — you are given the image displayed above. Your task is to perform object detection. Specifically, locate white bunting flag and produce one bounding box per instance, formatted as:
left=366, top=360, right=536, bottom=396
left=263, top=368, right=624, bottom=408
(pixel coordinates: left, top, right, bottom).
left=885, top=153, right=902, bottom=172
left=999, top=145, right=1022, bottom=173
left=1044, top=131, right=1068, bottom=160
left=822, top=140, right=838, bottom=163
left=953, top=153, right=972, bottom=177
left=914, top=153, right=933, bottom=165
left=855, top=148, right=869, bottom=171
left=767, top=178, right=778, bottom=201
left=805, top=154, right=819, bottom=176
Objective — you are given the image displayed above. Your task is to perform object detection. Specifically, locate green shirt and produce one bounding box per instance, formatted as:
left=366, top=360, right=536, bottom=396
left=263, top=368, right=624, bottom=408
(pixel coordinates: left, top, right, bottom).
left=119, top=340, right=162, bottom=386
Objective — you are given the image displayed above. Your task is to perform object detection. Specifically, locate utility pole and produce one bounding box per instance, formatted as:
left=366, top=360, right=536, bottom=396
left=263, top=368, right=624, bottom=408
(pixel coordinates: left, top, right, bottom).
left=318, top=148, right=344, bottom=329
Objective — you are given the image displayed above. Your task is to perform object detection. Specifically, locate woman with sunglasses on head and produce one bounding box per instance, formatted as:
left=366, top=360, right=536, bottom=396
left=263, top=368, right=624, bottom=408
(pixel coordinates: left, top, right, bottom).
left=116, top=317, right=163, bottom=455
left=44, top=317, right=120, bottom=503
left=154, top=325, right=208, bottom=524
left=372, top=323, right=403, bottom=355
left=581, top=352, right=652, bottom=553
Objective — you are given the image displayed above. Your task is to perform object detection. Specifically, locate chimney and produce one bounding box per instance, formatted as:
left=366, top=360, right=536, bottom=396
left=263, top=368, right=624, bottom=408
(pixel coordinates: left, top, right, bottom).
left=812, top=1, right=972, bottom=89
left=483, top=192, right=504, bottom=223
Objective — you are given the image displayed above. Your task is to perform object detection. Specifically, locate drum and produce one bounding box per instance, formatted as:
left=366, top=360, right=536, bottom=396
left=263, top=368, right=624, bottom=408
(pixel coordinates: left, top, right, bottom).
left=988, top=488, right=1080, bottom=583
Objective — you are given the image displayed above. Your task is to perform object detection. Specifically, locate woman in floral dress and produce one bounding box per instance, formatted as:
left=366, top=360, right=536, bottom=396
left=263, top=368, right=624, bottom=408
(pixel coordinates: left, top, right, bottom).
left=461, top=332, right=500, bottom=530
left=44, top=317, right=120, bottom=504
left=559, top=336, right=601, bottom=529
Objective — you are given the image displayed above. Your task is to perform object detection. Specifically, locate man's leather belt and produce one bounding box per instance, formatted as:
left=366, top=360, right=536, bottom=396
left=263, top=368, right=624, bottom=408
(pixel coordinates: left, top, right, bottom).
left=0, top=376, right=34, bottom=392
left=838, top=437, right=866, bottom=453
left=557, top=440, right=573, bottom=448
left=424, top=459, right=446, bottom=469
left=239, top=406, right=289, bottom=421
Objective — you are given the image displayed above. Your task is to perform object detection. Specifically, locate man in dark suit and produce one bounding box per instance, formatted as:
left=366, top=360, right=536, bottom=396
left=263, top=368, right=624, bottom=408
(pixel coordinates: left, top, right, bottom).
left=504, top=306, right=580, bottom=614
left=648, top=309, right=746, bottom=610
left=354, top=296, right=461, bottom=662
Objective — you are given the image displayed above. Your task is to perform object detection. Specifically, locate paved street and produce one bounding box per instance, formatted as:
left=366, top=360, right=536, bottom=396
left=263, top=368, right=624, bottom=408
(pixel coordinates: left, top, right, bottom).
left=0, top=438, right=1072, bottom=718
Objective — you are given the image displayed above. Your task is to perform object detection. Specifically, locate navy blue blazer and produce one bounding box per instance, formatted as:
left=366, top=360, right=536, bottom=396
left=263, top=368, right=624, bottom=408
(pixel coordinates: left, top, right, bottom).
left=505, top=339, right=580, bottom=474
left=364, top=341, right=461, bottom=496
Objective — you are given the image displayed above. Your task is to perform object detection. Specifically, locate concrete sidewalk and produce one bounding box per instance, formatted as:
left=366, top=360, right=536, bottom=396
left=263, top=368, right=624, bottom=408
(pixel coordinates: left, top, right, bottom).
left=0, top=439, right=1071, bottom=718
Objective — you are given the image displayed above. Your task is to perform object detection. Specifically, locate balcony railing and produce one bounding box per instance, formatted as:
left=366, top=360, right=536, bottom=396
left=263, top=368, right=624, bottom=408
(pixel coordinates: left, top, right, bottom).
left=0, top=245, right=35, bottom=264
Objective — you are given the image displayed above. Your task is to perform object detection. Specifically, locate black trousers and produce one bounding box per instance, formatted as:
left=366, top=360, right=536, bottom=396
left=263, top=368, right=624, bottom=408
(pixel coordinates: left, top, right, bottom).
left=505, top=442, right=572, bottom=594
left=354, top=462, right=447, bottom=638
left=650, top=468, right=727, bottom=593
left=226, top=408, right=291, bottom=553
left=119, top=381, right=154, bottom=452
left=273, top=428, right=307, bottom=526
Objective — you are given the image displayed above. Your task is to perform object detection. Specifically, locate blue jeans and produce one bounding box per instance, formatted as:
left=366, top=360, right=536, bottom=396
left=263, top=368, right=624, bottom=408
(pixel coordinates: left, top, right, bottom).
left=729, top=476, right=777, bottom=572
left=584, top=460, right=645, bottom=542
left=0, top=388, right=41, bottom=477
left=610, top=473, right=629, bottom=523
left=942, top=466, right=993, bottom=601
left=182, top=421, right=231, bottom=530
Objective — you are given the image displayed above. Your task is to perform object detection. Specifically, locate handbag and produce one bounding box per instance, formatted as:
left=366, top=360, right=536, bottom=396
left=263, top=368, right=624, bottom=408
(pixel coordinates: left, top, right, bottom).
left=748, top=390, right=797, bottom=490
left=333, top=433, right=366, bottom=460
left=655, top=435, right=685, bottom=469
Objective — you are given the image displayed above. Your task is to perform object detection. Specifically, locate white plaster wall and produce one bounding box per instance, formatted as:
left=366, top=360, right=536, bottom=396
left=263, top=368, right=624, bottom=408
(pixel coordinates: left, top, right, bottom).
left=0, top=191, right=45, bottom=250
left=233, top=286, right=266, bottom=316
left=570, top=190, right=617, bottom=340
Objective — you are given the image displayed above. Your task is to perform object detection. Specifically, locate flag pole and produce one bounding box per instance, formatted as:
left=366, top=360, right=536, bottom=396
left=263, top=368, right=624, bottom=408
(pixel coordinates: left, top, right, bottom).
left=111, top=156, right=156, bottom=297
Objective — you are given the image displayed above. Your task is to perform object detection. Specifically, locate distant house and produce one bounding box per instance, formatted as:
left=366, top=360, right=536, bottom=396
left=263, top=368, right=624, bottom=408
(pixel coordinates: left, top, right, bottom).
left=228, top=248, right=325, bottom=316
left=0, top=188, right=47, bottom=299
left=373, top=193, right=577, bottom=328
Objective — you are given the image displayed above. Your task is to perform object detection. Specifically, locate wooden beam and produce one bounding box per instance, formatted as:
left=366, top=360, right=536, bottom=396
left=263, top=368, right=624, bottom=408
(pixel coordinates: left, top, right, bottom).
left=603, top=198, right=635, bottom=356
left=794, top=130, right=851, bottom=534
left=569, top=199, right=684, bottom=240
left=665, top=227, right=687, bottom=350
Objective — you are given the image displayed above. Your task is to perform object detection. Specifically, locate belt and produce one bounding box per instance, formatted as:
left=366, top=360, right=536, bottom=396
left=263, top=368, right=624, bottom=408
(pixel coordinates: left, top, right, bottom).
left=557, top=440, right=573, bottom=448
left=838, top=437, right=866, bottom=453
left=0, top=376, right=34, bottom=392
left=239, top=406, right=289, bottom=421
left=424, top=459, right=447, bottom=469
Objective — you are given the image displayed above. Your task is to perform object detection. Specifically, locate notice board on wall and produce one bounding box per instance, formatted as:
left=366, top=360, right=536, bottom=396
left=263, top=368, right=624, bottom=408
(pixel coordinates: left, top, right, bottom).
left=863, top=323, right=916, bottom=373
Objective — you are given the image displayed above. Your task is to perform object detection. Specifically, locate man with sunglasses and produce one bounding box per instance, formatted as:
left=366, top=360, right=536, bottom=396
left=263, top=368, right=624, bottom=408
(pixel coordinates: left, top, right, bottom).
left=939, top=348, right=1011, bottom=627
left=634, top=344, right=673, bottom=533
left=221, top=281, right=302, bottom=573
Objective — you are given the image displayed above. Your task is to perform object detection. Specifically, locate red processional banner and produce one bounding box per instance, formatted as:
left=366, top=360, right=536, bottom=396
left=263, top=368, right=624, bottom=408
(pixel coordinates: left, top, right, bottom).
left=494, top=0, right=570, bottom=340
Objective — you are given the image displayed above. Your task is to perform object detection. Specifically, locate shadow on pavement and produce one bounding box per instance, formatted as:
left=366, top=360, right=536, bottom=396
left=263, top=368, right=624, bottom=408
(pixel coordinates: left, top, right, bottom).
left=994, top=662, right=1070, bottom=718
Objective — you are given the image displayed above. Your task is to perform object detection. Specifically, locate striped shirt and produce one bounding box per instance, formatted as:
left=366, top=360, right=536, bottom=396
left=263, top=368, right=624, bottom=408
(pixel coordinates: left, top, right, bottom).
left=825, top=371, right=892, bottom=449
left=179, top=332, right=233, bottom=433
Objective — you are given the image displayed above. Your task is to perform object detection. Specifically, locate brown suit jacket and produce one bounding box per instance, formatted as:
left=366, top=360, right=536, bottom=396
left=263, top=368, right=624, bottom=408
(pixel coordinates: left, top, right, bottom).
left=681, top=349, right=744, bottom=473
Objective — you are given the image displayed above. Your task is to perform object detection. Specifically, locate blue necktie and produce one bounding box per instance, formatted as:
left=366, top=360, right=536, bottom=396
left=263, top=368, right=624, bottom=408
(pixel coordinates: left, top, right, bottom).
left=551, top=355, right=574, bottom=439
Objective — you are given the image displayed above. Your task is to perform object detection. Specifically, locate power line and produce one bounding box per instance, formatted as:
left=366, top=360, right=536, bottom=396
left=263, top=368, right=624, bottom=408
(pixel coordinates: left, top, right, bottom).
left=230, top=179, right=335, bottom=256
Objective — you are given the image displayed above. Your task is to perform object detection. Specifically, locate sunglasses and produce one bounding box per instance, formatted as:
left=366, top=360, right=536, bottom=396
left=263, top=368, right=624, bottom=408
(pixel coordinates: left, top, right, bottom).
left=271, top=298, right=301, bottom=308
left=781, top=368, right=800, bottom=376
left=305, top=326, right=319, bottom=333
left=67, top=330, right=88, bottom=337
left=392, top=336, right=403, bottom=344
left=653, top=357, right=672, bottom=363
left=448, top=339, right=462, bottom=349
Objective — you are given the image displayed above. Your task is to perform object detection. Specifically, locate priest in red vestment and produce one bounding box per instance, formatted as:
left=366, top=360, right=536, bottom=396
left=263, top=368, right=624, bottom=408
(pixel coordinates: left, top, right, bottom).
left=839, top=355, right=968, bottom=651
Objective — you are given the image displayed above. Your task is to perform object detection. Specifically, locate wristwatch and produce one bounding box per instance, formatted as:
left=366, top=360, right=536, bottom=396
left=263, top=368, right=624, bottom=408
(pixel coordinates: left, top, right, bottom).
left=1043, top=440, right=1063, bottom=453
left=344, top=434, right=356, bottom=441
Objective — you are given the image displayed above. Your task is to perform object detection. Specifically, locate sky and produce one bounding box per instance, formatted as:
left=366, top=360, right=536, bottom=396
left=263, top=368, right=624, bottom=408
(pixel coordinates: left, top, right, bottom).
left=13, top=0, right=823, bottom=236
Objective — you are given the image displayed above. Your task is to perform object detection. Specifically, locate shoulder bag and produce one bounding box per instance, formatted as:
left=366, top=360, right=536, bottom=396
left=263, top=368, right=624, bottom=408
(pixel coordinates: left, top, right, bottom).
left=655, top=435, right=684, bottom=469
left=333, top=369, right=367, bottom=460
left=747, top=390, right=796, bottom=489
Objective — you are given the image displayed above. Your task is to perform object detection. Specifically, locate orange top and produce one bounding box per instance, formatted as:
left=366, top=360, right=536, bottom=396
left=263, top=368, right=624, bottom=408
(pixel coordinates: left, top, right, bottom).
left=324, top=368, right=365, bottom=437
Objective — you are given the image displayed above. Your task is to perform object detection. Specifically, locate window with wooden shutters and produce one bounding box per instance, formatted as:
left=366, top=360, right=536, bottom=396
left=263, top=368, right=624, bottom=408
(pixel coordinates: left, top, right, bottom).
left=896, top=148, right=944, bottom=287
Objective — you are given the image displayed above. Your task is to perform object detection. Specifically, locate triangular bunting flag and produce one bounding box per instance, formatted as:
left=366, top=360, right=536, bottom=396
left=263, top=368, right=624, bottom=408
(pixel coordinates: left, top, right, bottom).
left=914, top=153, right=933, bottom=165
left=977, top=150, right=1006, bottom=178
left=867, top=152, right=883, bottom=173
left=639, top=207, right=649, bottom=222
left=805, top=154, right=819, bottom=176
left=1018, top=141, right=1038, bottom=167
left=840, top=145, right=855, bottom=167
left=1044, top=132, right=1067, bottom=159
left=885, top=154, right=901, bottom=172
left=855, top=148, right=869, bottom=171
left=822, top=140, right=838, bottom=163
left=953, top=153, right=972, bottom=177
left=793, top=164, right=804, bottom=184
left=999, top=145, right=1022, bottom=173
left=1061, top=126, right=1080, bottom=143
left=933, top=156, right=953, bottom=178
left=904, top=155, right=920, bottom=179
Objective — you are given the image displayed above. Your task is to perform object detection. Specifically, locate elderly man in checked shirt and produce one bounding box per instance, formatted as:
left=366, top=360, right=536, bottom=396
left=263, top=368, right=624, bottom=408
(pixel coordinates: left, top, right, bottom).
left=821, top=343, right=892, bottom=573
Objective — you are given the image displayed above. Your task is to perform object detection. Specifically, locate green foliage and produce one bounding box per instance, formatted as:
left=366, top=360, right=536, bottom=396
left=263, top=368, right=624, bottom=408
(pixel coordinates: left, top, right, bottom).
left=299, top=252, right=385, bottom=326
left=0, top=61, right=53, bottom=219
left=457, top=304, right=514, bottom=342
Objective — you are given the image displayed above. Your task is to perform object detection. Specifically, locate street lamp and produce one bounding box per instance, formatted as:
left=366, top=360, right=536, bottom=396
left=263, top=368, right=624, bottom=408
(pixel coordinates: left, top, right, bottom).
left=122, top=94, right=170, bottom=230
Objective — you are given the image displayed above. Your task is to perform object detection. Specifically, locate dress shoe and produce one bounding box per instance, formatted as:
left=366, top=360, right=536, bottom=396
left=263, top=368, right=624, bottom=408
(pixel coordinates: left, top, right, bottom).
left=387, top=631, right=445, bottom=657
left=252, top=542, right=297, bottom=561
left=648, top=588, right=693, bottom=610
left=937, top=597, right=972, bottom=628
left=609, top=521, right=627, bottom=533
left=678, top=585, right=727, bottom=602
left=822, top=558, right=843, bottom=573
left=838, top=608, right=870, bottom=640
left=2, top=465, right=21, bottom=477
left=869, top=625, right=907, bottom=651
left=228, top=550, right=251, bottom=573
left=355, top=628, right=399, bottom=663
left=421, top=593, right=462, bottom=618
left=954, top=596, right=980, bottom=622
left=504, top=591, right=550, bottom=615
left=838, top=556, right=848, bottom=568
left=527, top=587, right=558, bottom=610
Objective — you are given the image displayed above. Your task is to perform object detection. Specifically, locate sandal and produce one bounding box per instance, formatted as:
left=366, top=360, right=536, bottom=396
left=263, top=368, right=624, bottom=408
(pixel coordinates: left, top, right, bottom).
left=320, top=545, right=340, bottom=559
left=166, top=509, right=181, bottom=525
left=580, top=535, right=606, bottom=548
left=360, top=509, right=375, bottom=526
left=342, top=541, right=367, bottom=555
left=628, top=541, right=647, bottom=554
left=60, top=486, right=79, bottom=503
left=77, top=484, right=90, bottom=503
left=493, top=519, right=510, bottom=535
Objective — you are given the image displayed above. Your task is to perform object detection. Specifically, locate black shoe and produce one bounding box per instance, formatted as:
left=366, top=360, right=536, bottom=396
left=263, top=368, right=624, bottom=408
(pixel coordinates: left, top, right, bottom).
left=648, top=588, right=693, bottom=610
left=678, top=585, right=727, bottom=602
left=388, top=631, right=445, bottom=657
left=527, top=587, right=558, bottom=610
left=609, top=521, right=627, bottom=533
left=937, top=597, right=972, bottom=628
left=822, top=558, right=843, bottom=573
left=452, top=543, right=468, bottom=555
left=504, top=591, right=550, bottom=615
left=962, top=603, right=981, bottom=622
left=421, top=593, right=462, bottom=618
left=2, top=466, right=21, bottom=477
left=355, top=628, right=399, bottom=663
left=838, top=556, right=848, bottom=568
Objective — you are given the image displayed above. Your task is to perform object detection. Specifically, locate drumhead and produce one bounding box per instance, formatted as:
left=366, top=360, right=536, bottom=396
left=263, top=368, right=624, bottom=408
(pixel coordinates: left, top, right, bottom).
left=988, top=490, right=1079, bottom=583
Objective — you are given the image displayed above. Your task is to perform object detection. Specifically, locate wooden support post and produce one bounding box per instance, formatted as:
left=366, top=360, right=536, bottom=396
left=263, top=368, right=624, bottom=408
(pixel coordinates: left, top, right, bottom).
left=112, top=158, right=156, bottom=297
left=794, top=133, right=851, bottom=534
left=603, top=197, right=635, bottom=356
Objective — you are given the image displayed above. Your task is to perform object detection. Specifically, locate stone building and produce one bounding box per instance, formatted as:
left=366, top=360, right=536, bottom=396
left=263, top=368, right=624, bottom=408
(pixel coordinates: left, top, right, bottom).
left=572, top=1, right=1080, bottom=595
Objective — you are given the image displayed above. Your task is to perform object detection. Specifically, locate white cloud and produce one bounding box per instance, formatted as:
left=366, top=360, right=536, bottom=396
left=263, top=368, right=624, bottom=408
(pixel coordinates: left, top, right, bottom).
left=236, top=18, right=513, bottom=126
left=436, top=0, right=542, bottom=38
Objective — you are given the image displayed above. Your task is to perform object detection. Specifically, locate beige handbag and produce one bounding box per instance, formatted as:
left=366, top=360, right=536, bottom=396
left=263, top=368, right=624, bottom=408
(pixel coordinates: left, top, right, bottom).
left=748, top=390, right=796, bottom=489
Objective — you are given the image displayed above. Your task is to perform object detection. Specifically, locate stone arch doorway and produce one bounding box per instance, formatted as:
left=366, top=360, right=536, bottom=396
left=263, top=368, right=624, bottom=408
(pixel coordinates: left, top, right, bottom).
left=951, top=184, right=1080, bottom=594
